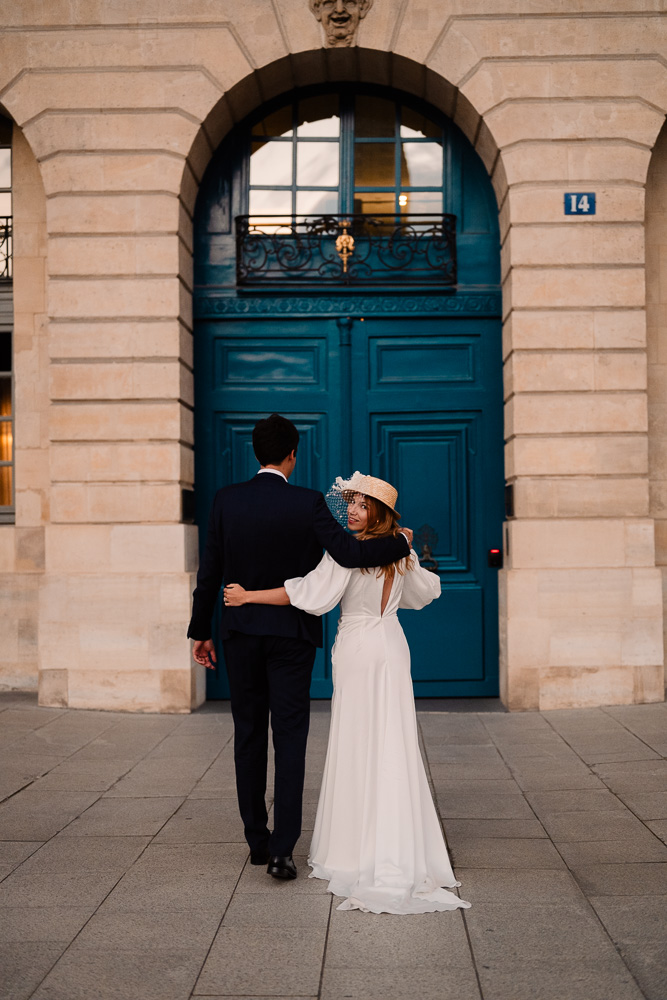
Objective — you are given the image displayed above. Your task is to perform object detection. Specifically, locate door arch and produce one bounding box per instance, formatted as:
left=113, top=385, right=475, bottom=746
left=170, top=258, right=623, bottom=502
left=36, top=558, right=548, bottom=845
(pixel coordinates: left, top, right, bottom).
left=194, top=85, right=503, bottom=699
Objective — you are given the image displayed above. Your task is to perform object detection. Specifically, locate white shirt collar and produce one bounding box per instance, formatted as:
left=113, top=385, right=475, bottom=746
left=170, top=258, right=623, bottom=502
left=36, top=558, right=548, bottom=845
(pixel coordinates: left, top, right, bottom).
left=257, top=468, right=288, bottom=482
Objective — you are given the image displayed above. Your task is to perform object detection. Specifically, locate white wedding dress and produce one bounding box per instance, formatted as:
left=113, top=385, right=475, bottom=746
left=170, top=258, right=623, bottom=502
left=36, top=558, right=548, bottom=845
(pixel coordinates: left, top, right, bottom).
left=284, top=550, right=471, bottom=915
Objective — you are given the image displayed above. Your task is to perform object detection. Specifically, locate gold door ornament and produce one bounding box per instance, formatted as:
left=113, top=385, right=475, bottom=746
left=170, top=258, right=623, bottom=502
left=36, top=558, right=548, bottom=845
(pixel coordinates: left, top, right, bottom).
left=335, top=219, right=355, bottom=273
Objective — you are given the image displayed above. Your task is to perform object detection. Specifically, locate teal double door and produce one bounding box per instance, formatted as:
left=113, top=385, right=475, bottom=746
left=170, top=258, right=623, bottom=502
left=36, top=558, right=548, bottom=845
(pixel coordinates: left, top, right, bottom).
left=196, top=305, right=503, bottom=699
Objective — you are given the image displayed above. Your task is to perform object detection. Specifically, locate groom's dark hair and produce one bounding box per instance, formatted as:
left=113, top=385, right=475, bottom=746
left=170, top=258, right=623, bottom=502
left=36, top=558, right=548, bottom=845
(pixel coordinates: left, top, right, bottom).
left=252, top=413, right=300, bottom=466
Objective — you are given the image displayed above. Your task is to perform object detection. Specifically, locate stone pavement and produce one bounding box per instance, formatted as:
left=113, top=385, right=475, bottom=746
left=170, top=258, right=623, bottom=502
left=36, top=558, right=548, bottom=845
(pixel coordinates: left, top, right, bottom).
left=0, top=692, right=666, bottom=1000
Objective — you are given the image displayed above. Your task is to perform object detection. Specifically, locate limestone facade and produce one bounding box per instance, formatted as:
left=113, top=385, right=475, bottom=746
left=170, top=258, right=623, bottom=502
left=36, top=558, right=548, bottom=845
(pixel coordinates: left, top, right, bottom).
left=0, top=1, right=665, bottom=712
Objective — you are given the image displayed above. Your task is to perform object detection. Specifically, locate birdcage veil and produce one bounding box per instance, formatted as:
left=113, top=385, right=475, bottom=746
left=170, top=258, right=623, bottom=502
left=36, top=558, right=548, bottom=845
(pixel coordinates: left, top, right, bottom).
left=325, top=472, right=364, bottom=526
left=325, top=471, right=400, bottom=525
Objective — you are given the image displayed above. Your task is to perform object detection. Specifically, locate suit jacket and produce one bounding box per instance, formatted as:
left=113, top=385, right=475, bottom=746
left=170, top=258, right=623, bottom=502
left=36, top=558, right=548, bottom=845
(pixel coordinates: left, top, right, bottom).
left=187, top=472, right=410, bottom=647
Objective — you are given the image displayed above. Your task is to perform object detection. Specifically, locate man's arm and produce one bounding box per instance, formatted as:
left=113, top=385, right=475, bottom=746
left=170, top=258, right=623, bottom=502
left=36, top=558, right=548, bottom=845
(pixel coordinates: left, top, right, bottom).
left=187, top=493, right=224, bottom=640
left=313, top=494, right=409, bottom=569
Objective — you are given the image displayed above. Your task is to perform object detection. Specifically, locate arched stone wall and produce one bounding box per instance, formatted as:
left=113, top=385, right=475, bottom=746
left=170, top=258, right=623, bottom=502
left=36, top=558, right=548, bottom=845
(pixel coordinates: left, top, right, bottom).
left=0, top=5, right=663, bottom=710
left=0, top=114, right=48, bottom=693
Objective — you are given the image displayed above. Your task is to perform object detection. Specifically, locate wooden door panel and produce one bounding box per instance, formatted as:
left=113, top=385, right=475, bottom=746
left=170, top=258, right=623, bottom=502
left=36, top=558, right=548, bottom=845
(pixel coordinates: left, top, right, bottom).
left=354, top=317, right=502, bottom=697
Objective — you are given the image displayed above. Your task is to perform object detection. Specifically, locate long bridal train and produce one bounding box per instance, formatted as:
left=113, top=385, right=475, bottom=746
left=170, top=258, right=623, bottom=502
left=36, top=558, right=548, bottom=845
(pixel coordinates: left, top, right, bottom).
left=285, top=550, right=471, bottom=915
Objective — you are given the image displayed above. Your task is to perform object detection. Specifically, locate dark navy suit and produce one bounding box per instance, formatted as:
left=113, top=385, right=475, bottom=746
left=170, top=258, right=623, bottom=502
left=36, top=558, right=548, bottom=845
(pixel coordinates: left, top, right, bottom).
left=187, top=471, right=409, bottom=856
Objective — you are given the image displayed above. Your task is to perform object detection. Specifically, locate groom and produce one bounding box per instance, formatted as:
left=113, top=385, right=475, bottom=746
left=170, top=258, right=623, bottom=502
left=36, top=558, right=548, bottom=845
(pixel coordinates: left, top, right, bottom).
left=188, top=414, right=411, bottom=879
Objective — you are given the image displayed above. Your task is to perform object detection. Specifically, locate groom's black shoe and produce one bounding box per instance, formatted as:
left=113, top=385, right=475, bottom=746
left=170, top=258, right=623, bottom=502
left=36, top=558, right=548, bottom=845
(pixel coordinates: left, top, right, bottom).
left=267, top=855, right=297, bottom=880
left=250, top=849, right=270, bottom=866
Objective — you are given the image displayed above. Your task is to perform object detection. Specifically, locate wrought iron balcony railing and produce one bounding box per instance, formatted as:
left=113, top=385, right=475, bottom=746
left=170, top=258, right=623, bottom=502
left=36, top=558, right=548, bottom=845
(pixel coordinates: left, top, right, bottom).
left=0, top=217, right=11, bottom=280
left=235, top=214, right=456, bottom=288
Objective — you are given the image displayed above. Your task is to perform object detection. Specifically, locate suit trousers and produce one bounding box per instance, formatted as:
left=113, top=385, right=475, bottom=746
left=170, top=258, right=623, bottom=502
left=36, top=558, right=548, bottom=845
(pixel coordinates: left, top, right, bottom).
left=222, top=632, right=317, bottom=858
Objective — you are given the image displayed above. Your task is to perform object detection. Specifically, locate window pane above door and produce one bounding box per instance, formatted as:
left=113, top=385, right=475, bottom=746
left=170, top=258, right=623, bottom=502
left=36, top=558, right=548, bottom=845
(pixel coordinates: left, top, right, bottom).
left=354, top=143, right=395, bottom=187
left=250, top=141, right=292, bottom=187
left=401, top=142, right=442, bottom=187
left=0, top=150, right=10, bottom=189
left=297, top=95, right=340, bottom=137
left=248, top=188, right=292, bottom=226
left=400, top=106, right=441, bottom=140
left=353, top=192, right=395, bottom=214
left=296, top=189, right=338, bottom=216
left=355, top=95, right=395, bottom=137
left=296, top=142, right=339, bottom=187
left=252, top=105, right=293, bottom=138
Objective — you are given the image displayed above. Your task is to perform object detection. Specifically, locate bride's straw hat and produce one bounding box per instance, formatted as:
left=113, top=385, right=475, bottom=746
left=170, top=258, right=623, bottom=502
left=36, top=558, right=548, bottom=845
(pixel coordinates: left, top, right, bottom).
left=341, top=472, right=400, bottom=517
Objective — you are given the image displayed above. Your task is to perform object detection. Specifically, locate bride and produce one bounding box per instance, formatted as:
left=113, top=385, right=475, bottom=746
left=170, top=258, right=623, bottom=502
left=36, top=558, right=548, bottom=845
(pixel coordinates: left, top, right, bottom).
left=224, top=472, right=471, bottom=916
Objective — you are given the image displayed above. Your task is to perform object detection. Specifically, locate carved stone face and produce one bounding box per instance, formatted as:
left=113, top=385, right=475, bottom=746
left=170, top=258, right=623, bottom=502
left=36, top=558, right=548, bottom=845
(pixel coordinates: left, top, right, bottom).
left=310, top=0, right=373, bottom=48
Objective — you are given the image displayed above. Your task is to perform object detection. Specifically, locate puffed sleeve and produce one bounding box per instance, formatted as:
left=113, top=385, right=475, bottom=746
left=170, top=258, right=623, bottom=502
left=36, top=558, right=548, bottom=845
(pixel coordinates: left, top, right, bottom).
left=398, top=550, right=442, bottom=610
left=284, top=552, right=352, bottom=616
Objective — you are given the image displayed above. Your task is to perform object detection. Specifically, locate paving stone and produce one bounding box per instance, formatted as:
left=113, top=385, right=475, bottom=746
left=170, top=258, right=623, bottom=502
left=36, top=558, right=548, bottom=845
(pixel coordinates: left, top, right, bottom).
left=570, top=863, right=667, bottom=896
left=0, top=905, right=96, bottom=942
left=7, top=713, right=118, bottom=755
left=487, top=741, right=578, bottom=762
left=0, top=789, right=100, bottom=840
left=429, top=758, right=513, bottom=780
left=222, top=892, right=330, bottom=927
left=146, top=731, right=232, bottom=759
left=422, top=744, right=499, bottom=764
left=30, top=758, right=136, bottom=792
left=126, top=841, right=246, bottom=875
left=102, top=844, right=247, bottom=912
left=557, top=836, right=667, bottom=866
left=60, top=795, right=184, bottom=836
left=449, top=837, right=566, bottom=869
left=0, top=754, right=70, bottom=795
left=74, top=907, right=222, bottom=951
left=537, top=810, right=649, bottom=843
left=320, top=906, right=480, bottom=999
left=443, top=817, right=548, bottom=840
left=615, top=790, right=667, bottom=820
left=319, top=963, right=482, bottom=1000
left=0, top=840, right=43, bottom=871
left=0, top=870, right=121, bottom=908
left=466, top=901, right=644, bottom=1000
left=455, top=868, right=581, bottom=903
left=593, top=759, right=667, bottom=793
left=526, top=788, right=628, bottom=815
left=0, top=942, right=69, bottom=1000
left=436, top=787, right=535, bottom=820
left=17, top=835, right=150, bottom=873
left=589, top=895, right=667, bottom=1000
left=508, top=765, right=606, bottom=792
left=647, top=820, right=667, bottom=845
left=195, top=925, right=327, bottom=997
left=104, top=758, right=212, bottom=797
left=31, top=947, right=204, bottom=1000
left=153, top=797, right=245, bottom=844
left=235, top=854, right=328, bottom=894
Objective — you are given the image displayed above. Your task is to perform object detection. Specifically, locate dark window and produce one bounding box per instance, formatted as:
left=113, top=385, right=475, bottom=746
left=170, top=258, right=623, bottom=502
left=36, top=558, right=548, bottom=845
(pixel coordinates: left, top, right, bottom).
left=0, top=113, right=12, bottom=518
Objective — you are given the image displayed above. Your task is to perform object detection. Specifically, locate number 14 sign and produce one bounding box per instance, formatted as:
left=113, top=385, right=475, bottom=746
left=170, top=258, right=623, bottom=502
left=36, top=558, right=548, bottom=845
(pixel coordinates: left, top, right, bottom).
left=564, top=193, right=596, bottom=215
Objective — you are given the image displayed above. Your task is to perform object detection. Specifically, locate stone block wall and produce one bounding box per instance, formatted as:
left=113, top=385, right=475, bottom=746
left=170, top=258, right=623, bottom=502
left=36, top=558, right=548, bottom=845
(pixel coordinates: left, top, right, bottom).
left=0, top=126, right=47, bottom=691
left=0, top=1, right=665, bottom=711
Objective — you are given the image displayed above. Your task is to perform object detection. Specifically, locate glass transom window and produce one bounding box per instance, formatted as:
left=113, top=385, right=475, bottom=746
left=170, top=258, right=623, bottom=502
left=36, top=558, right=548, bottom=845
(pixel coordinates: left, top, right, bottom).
left=247, top=91, right=446, bottom=220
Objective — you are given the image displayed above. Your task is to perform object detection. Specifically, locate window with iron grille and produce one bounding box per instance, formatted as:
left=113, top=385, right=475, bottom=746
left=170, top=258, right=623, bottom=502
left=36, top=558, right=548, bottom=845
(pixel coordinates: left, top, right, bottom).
left=0, top=114, right=13, bottom=523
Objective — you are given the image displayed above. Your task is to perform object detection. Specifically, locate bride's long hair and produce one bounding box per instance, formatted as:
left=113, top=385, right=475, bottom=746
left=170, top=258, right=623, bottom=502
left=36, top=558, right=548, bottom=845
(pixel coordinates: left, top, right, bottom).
left=355, top=494, right=414, bottom=581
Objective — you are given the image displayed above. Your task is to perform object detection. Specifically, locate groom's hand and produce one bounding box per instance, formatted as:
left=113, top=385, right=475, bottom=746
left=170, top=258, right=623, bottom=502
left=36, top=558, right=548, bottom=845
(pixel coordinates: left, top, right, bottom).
left=193, top=639, right=217, bottom=670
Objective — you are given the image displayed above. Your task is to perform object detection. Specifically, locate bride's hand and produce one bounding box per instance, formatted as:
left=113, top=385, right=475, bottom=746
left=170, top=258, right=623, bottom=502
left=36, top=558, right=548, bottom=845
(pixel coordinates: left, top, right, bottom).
left=224, top=583, right=247, bottom=606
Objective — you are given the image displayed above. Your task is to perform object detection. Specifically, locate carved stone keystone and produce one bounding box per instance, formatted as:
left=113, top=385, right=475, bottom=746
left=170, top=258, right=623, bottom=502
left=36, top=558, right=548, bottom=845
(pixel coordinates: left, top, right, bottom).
left=309, top=0, right=374, bottom=47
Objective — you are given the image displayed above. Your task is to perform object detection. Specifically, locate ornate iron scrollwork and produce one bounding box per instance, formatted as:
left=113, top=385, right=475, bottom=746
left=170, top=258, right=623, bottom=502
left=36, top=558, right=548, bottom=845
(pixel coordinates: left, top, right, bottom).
left=414, top=524, right=440, bottom=574
left=0, top=217, right=11, bottom=280
left=235, top=214, right=457, bottom=288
